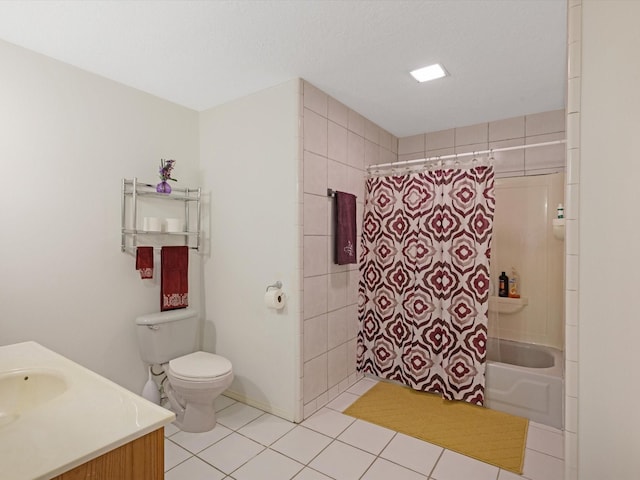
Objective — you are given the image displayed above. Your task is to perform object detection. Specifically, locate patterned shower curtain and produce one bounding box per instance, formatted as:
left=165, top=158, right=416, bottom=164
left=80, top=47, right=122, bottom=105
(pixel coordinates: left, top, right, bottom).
left=357, top=165, right=495, bottom=405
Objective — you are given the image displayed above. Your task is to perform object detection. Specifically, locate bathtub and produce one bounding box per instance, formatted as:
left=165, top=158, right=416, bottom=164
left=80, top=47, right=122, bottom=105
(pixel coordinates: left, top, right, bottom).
left=485, top=337, right=564, bottom=429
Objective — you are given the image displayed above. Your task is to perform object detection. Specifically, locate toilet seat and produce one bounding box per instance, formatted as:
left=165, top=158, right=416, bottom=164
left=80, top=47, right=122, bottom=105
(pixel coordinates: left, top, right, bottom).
left=169, top=351, right=232, bottom=382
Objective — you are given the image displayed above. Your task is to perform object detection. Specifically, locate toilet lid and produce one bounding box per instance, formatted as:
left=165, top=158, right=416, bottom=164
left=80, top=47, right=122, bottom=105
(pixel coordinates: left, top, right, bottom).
left=169, top=351, right=232, bottom=381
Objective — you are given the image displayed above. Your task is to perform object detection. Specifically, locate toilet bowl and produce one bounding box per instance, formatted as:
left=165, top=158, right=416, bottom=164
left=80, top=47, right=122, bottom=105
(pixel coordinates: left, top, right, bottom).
left=134, top=309, right=234, bottom=433
left=164, top=351, right=233, bottom=432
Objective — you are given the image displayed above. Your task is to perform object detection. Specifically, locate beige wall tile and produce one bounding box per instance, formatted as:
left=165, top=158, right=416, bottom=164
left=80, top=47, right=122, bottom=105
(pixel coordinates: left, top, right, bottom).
left=328, top=121, right=348, bottom=163
left=566, top=183, right=579, bottom=220
left=568, top=77, right=581, bottom=114
left=489, top=116, right=525, bottom=142
left=398, top=134, right=425, bottom=155
left=379, top=130, right=392, bottom=151
left=364, top=119, right=380, bottom=144
left=565, top=359, right=578, bottom=398
left=454, top=142, right=487, bottom=155
left=568, top=5, right=582, bottom=44
left=304, top=108, right=327, bottom=156
left=327, top=344, right=348, bottom=388
left=304, top=275, right=328, bottom=319
left=566, top=253, right=579, bottom=291
left=398, top=152, right=425, bottom=162
left=566, top=112, right=580, bottom=150
left=567, top=148, right=580, bottom=185
left=328, top=272, right=348, bottom=311
left=425, top=146, right=455, bottom=158
left=564, top=219, right=580, bottom=255
left=379, top=147, right=397, bottom=164
left=327, top=308, right=348, bottom=350
left=489, top=139, right=525, bottom=174
left=304, top=151, right=327, bottom=196
left=303, top=354, right=328, bottom=400
left=525, top=137, right=566, bottom=171
left=568, top=41, right=582, bottom=79
left=348, top=110, right=365, bottom=136
left=346, top=304, right=358, bottom=340
left=390, top=135, right=398, bottom=154
left=303, top=81, right=328, bottom=117
left=347, top=131, right=365, bottom=169
left=346, top=270, right=359, bottom=305
left=328, top=159, right=349, bottom=193
left=346, top=338, right=357, bottom=375
left=347, top=166, right=365, bottom=201
left=364, top=139, right=380, bottom=167
left=328, top=97, right=348, bottom=127
left=526, top=109, right=565, bottom=136
left=565, top=395, right=578, bottom=434
left=455, top=123, right=488, bottom=146
left=304, top=314, right=328, bottom=362
left=524, top=166, right=565, bottom=176
left=427, top=128, right=454, bottom=150
left=566, top=289, right=578, bottom=327
left=304, top=235, right=329, bottom=277
left=303, top=194, right=329, bottom=235
left=495, top=170, right=525, bottom=179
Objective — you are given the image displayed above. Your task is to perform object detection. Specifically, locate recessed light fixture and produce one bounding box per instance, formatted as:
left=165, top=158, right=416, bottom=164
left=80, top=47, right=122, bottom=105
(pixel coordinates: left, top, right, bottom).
left=410, top=63, right=448, bottom=83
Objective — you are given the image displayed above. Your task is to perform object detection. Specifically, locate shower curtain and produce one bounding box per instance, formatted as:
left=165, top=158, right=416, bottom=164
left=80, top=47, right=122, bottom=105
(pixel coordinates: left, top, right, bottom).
left=357, top=164, right=495, bottom=405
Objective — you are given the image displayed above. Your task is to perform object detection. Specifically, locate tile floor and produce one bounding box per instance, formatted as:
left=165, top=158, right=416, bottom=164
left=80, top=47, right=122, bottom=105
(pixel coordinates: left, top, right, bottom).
left=164, top=378, right=564, bottom=480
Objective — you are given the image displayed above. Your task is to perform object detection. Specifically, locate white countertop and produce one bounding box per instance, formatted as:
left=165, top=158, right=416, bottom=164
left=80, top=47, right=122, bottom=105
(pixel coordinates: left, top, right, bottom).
left=0, top=341, right=175, bottom=480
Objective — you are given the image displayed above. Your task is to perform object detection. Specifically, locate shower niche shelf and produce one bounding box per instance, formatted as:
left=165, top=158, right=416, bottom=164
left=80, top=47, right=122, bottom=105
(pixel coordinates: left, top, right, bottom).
left=488, top=296, right=528, bottom=314
left=120, top=177, right=201, bottom=255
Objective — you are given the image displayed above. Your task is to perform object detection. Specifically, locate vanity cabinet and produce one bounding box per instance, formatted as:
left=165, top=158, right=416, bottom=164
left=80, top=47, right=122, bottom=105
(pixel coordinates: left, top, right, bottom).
left=121, top=177, right=201, bottom=254
left=51, top=428, right=164, bottom=480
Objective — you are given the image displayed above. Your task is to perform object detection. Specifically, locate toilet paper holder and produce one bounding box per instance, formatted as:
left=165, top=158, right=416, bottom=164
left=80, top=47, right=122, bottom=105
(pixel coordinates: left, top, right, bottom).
left=266, top=281, right=282, bottom=292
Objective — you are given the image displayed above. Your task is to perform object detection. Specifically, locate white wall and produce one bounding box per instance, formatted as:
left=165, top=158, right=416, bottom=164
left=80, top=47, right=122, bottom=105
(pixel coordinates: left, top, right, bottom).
left=0, top=39, right=201, bottom=393
left=580, top=2, right=640, bottom=478
left=199, top=79, right=301, bottom=421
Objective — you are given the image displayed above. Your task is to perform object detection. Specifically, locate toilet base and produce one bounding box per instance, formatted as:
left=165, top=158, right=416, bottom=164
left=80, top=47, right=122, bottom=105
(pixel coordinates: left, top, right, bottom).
left=164, top=370, right=234, bottom=433
left=173, top=400, right=218, bottom=433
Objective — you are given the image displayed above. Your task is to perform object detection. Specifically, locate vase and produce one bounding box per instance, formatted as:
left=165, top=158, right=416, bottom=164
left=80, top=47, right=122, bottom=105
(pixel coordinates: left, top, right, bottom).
left=156, top=181, right=171, bottom=194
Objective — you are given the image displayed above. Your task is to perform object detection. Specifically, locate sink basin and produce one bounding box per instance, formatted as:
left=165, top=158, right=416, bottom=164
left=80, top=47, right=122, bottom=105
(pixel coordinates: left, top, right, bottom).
left=0, top=369, right=67, bottom=426
left=0, top=342, right=175, bottom=480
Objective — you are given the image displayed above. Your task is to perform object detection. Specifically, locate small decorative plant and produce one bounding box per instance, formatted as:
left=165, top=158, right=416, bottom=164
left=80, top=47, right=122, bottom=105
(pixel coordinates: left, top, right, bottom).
left=157, top=159, right=177, bottom=193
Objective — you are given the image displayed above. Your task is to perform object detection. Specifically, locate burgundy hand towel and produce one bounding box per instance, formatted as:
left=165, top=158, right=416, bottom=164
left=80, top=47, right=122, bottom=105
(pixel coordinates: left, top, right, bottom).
left=135, top=246, right=154, bottom=279
left=334, top=191, right=357, bottom=265
left=161, top=246, right=189, bottom=311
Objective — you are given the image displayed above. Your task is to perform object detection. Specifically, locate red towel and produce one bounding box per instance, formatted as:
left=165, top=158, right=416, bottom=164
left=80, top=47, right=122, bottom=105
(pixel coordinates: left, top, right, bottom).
left=161, top=246, right=189, bottom=311
left=334, top=191, right=357, bottom=265
left=135, top=246, right=154, bottom=279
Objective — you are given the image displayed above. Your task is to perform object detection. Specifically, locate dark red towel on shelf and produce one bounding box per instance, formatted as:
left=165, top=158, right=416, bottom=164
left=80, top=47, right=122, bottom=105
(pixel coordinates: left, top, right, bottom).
left=161, top=246, right=189, bottom=311
left=135, top=246, right=154, bottom=279
left=334, top=191, right=357, bottom=265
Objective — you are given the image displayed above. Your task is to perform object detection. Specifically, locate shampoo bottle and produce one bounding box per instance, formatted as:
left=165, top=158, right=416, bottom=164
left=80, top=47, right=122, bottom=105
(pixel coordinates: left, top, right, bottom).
left=498, top=271, right=509, bottom=297
left=509, top=268, right=520, bottom=298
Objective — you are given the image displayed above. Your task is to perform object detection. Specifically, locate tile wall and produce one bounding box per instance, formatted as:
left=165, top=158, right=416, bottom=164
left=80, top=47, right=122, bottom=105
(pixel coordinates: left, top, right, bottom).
left=300, top=81, right=398, bottom=418
left=398, top=109, right=566, bottom=179
left=565, top=1, right=582, bottom=478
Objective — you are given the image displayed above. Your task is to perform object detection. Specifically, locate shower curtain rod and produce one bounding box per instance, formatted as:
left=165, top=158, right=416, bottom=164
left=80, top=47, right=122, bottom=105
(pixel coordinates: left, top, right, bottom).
left=366, top=139, right=566, bottom=171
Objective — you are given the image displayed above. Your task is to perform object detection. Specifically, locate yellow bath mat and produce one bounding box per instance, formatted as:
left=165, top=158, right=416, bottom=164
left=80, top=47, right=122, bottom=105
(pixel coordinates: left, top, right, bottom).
left=343, top=381, right=528, bottom=474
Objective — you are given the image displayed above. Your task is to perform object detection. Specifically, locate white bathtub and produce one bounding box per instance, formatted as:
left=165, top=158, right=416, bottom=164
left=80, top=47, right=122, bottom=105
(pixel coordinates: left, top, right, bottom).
left=485, top=337, right=564, bottom=429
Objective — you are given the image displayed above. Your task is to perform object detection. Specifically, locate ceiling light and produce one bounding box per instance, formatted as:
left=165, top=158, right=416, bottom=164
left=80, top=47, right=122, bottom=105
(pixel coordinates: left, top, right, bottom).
left=410, top=64, right=447, bottom=83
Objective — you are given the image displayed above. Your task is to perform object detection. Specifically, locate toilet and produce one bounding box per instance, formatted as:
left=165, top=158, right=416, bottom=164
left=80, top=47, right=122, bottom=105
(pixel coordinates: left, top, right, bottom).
left=135, top=309, right=233, bottom=433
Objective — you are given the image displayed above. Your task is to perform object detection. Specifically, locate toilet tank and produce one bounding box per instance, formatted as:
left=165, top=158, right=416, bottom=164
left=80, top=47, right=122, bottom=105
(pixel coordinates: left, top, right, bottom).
left=135, top=309, right=199, bottom=364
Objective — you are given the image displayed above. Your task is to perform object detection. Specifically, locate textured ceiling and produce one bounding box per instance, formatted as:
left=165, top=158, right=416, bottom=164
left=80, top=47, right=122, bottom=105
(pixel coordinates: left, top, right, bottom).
left=0, top=0, right=567, bottom=137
